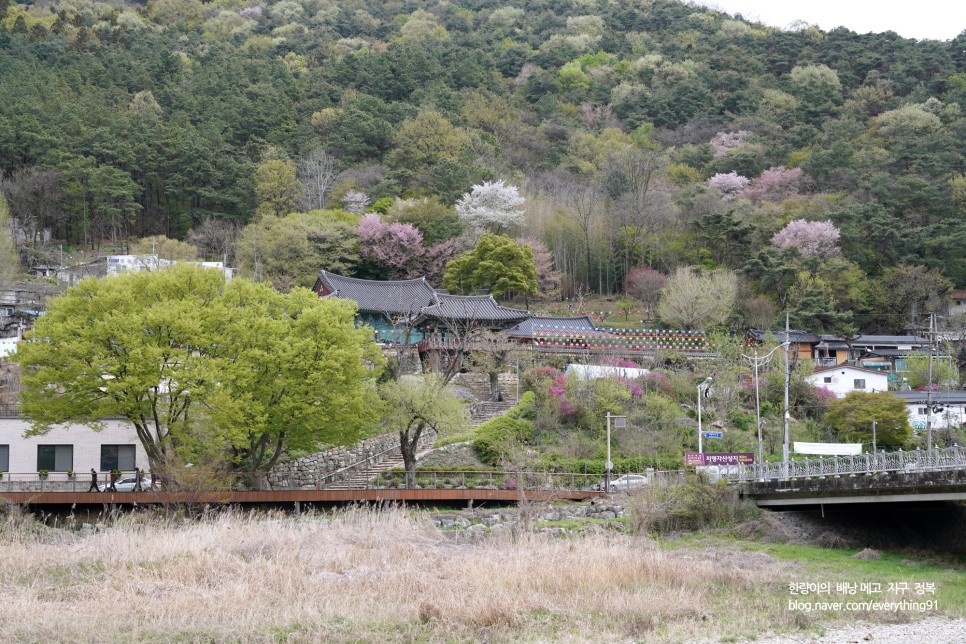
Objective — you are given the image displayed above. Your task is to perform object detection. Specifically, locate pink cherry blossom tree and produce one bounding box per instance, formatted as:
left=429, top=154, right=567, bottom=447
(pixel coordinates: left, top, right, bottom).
left=771, top=219, right=841, bottom=258
left=738, top=166, right=802, bottom=203
left=357, top=214, right=457, bottom=281
left=624, top=266, right=668, bottom=309
left=516, top=236, right=560, bottom=293
left=707, top=171, right=750, bottom=199
left=709, top=130, right=750, bottom=159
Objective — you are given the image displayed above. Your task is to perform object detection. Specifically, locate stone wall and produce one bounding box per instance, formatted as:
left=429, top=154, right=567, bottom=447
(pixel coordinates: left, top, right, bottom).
left=267, top=431, right=435, bottom=489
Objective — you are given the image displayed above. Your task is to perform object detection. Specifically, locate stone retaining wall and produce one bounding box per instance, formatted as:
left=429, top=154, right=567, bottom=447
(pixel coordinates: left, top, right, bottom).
left=267, top=431, right=436, bottom=489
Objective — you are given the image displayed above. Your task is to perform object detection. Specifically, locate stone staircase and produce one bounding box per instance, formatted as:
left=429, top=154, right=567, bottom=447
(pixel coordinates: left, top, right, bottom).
left=468, top=400, right=517, bottom=427
left=324, top=437, right=436, bottom=490
left=452, top=372, right=520, bottom=428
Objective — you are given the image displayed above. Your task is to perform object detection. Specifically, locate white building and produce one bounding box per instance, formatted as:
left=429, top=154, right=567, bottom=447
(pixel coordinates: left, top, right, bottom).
left=805, top=365, right=889, bottom=398
left=105, top=255, right=234, bottom=280
left=893, top=391, right=966, bottom=431
left=0, top=416, right=152, bottom=478
left=565, top=364, right=650, bottom=380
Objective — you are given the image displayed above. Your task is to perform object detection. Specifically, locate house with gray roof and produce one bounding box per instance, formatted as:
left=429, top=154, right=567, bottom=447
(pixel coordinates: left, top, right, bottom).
left=312, top=270, right=529, bottom=345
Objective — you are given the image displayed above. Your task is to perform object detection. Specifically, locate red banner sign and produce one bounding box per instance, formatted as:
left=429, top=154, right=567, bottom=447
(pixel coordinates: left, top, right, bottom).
left=685, top=452, right=754, bottom=466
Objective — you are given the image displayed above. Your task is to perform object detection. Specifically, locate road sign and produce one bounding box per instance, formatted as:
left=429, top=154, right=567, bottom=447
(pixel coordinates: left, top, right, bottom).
left=703, top=431, right=723, bottom=439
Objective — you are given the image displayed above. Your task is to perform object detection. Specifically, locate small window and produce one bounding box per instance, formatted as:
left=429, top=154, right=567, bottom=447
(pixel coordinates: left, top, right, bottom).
left=918, top=407, right=928, bottom=415
left=854, top=379, right=866, bottom=390
left=37, top=445, right=73, bottom=472
left=0, top=444, right=8, bottom=473
left=823, top=377, right=832, bottom=383
left=101, top=445, right=136, bottom=472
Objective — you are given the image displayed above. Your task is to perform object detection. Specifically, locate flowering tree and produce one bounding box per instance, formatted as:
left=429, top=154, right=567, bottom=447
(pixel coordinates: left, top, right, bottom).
left=771, top=219, right=840, bottom=258
left=341, top=191, right=370, bottom=214
left=624, top=266, right=668, bottom=309
left=707, top=172, right=750, bottom=199
left=738, top=166, right=802, bottom=203
left=456, top=180, right=525, bottom=233
left=709, top=130, right=750, bottom=159
left=516, top=236, right=560, bottom=293
left=657, top=267, right=737, bottom=330
left=357, top=214, right=456, bottom=282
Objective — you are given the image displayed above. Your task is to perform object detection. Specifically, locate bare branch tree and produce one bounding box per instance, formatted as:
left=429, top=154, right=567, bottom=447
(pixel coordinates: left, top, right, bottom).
left=296, top=149, right=336, bottom=212
left=601, top=148, right=676, bottom=281
left=187, top=217, right=239, bottom=265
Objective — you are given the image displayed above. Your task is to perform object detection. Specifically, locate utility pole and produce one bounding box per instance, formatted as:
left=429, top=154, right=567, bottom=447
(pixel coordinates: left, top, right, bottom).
left=872, top=419, right=877, bottom=454
left=926, top=312, right=934, bottom=451
left=782, top=312, right=791, bottom=479
left=697, top=377, right=713, bottom=454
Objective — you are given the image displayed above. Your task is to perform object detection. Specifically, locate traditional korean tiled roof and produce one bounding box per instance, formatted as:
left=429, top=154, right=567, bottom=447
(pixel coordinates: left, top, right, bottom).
left=816, top=334, right=850, bottom=350
left=851, top=335, right=929, bottom=346
left=314, top=271, right=529, bottom=326
left=748, top=328, right=820, bottom=344
left=419, top=294, right=529, bottom=324
left=505, top=316, right=596, bottom=338
left=314, top=271, right=437, bottom=317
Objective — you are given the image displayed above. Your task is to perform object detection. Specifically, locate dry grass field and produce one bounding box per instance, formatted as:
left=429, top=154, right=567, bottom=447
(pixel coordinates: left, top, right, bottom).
left=0, top=504, right=956, bottom=643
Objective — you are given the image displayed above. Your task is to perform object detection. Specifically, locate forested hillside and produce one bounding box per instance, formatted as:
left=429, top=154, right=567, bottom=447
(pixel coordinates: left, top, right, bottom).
left=2, top=0, right=965, bottom=334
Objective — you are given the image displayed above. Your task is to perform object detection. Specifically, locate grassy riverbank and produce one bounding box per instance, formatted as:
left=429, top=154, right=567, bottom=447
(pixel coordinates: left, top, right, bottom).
left=0, top=504, right=962, bottom=642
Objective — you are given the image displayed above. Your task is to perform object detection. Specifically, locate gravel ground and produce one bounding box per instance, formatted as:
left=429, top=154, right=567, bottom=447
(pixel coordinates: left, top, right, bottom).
left=751, top=617, right=966, bottom=643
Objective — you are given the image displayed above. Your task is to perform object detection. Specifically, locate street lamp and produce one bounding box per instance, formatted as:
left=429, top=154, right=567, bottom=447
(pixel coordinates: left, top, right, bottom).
left=605, top=412, right=626, bottom=491
left=741, top=341, right=790, bottom=465
left=697, top=377, right=713, bottom=454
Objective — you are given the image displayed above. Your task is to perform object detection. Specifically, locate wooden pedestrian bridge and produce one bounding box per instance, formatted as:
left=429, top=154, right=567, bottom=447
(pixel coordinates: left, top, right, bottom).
left=0, top=471, right=606, bottom=508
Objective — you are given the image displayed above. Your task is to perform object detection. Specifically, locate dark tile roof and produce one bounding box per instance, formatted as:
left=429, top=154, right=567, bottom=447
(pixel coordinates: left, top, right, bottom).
left=858, top=348, right=938, bottom=357
left=505, top=316, right=597, bottom=338
left=315, top=271, right=437, bottom=317
left=419, top=294, right=529, bottom=324
left=314, top=271, right=528, bottom=327
left=893, top=391, right=966, bottom=405
left=748, top=329, right=820, bottom=344
left=816, top=334, right=850, bottom=350
left=851, top=335, right=929, bottom=346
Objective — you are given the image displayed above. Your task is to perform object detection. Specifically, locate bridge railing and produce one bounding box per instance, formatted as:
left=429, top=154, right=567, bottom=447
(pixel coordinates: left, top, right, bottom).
left=733, top=445, right=966, bottom=482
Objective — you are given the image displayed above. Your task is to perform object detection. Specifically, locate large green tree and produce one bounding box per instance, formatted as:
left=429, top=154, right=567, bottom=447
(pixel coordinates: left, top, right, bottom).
left=442, top=234, right=537, bottom=300
left=823, top=391, right=912, bottom=451
left=377, top=376, right=468, bottom=487
left=15, top=264, right=380, bottom=487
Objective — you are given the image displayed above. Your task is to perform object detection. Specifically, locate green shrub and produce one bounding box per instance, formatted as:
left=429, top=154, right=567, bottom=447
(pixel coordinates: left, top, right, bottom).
left=628, top=474, right=758, bottom=534
left=474, top=415, right=535, bottom=464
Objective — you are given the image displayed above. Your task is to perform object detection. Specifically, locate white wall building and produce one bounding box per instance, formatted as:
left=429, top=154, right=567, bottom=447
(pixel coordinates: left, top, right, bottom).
left=105, top=255, right=234, bottom=280
left=0, top=417, right=152, bottom=478
left=894, top=391, right=966, bottom=431
left=565, top=364, right=650, bottom=380
left=805, top=365, right=890, bottom=398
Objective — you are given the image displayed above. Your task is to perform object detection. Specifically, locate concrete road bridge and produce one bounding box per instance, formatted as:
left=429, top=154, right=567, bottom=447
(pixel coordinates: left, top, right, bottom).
left=732, top=446, right=966, bottom=508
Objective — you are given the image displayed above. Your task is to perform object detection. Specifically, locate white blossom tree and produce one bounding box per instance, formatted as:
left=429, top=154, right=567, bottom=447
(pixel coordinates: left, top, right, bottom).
left=341, top=191, right=370, bottom=214
left=456, top=180, right=525, bottom=233
left=771, top=219, right=841, bottom=258
left=707, top=172, right=750, bottom=200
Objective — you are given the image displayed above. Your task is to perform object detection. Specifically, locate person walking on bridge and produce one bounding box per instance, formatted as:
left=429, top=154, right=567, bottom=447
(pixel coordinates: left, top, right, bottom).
left=88, top=468, right=99, bottom=492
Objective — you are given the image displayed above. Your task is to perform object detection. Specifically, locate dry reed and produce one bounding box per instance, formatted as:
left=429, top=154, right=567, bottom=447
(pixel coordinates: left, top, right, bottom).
left=0, top=506, right=793, bottom=642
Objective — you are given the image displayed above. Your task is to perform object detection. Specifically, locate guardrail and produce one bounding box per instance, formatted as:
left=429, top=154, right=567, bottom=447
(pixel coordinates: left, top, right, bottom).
left=0, top=470, right=157, bottom=492
left=732, top=445, right=966, bottom=482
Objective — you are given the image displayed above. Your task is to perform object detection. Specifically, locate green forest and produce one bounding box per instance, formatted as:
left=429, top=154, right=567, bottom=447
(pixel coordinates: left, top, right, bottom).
left=2, top=0, right=966, bottom=335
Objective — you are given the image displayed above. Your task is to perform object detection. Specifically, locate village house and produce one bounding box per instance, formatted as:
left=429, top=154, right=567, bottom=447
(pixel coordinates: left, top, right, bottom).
left=805, top=364, right=890, bottom=398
